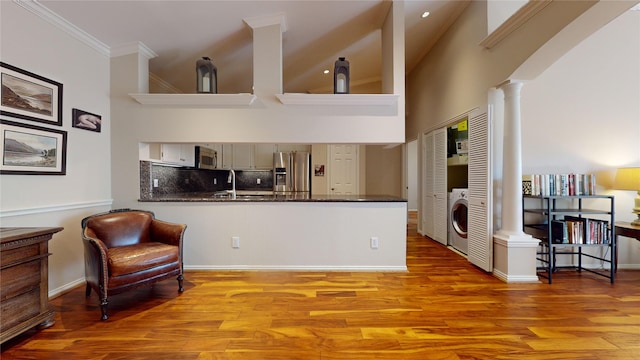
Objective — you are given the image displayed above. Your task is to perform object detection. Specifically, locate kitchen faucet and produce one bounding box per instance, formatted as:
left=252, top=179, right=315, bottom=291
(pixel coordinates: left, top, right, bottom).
left=227, top=169, right=236, bottom=199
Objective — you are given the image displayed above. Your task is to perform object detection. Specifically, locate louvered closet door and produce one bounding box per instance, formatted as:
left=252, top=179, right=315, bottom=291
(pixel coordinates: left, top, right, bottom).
left=421, top=132, right=435, bottom=238
left=467, top=107, right=493, bottom=272
left=433, top=128, right=448, bottom=245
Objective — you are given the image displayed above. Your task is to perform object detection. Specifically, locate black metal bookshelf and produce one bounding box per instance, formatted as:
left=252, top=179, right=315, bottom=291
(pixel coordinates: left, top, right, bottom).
left=522, top=195, right=615, bottom=284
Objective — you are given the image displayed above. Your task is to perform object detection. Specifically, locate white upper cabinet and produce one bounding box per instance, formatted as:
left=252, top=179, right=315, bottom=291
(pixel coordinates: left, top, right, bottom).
left=160, top=144, right=195, bottom=167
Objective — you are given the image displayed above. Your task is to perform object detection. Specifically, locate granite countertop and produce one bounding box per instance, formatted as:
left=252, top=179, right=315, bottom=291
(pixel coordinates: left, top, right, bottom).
left=139, top=191, right=406, bottom=203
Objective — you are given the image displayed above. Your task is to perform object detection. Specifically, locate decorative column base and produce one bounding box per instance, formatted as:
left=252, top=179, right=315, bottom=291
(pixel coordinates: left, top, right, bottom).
left=493, top=232, right=540, bottom=282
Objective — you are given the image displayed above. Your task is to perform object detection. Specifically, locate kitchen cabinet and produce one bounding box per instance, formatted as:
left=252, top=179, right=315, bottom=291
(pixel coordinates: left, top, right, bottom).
left=277, top=144, right=311, bottom=153
left=161, top=144, right=195, bottom=167
left=254, top=144, right=276, bottom=169
left=142, top=143, right=311, bottom=170
left=232, top=144, right=253, bottom=169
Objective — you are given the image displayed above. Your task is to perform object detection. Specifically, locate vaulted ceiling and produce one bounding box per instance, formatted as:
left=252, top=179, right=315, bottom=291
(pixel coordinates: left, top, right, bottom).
left=39, top=0, right=468, bottom=94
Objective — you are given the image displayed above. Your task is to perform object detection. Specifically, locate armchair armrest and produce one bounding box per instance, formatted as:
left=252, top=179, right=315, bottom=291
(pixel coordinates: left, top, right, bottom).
left=150, top=218, right=187, bottom=247
left=81, top=232, right=110, bottom=291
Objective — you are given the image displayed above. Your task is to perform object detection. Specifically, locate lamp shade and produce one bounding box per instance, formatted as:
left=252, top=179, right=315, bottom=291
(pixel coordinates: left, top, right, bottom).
left=614, top=167, right=640, bottom=191
left=615, top=167, right=640, bottom=226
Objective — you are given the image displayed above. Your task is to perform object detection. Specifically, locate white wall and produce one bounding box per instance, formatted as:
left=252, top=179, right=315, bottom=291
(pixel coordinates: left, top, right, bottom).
left=0, top=2, right=112, bottom=295
left=407, top=140, right=418, bottom=211
left=521, top=9, right=640, bottom=268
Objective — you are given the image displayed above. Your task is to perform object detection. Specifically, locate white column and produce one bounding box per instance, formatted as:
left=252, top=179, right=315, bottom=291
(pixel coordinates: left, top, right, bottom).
left=243, top=14, right=286, bottom=97
left=492, top=80, right=540, bottom=283
left=499, top=81, right=525, bottom=236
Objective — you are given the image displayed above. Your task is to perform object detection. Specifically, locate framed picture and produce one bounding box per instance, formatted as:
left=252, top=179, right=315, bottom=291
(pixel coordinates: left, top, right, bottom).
left=0, top=62, right=63, bottom=126
left=72, top=108, right=102, bottom=132
left=0, top=119, right=67, bottom=175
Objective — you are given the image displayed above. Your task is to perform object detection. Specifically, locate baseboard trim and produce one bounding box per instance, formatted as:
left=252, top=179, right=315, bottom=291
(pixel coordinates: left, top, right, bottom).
left=184, top=265, right=408, bottom=272
left=49, top=278, right=85, bottom=299
left=493, top=269, right=540, bottom=283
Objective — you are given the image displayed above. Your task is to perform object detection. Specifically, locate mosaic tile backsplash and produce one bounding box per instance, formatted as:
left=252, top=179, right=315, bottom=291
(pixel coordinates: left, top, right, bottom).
left=140, top=161, right=273, bottom=199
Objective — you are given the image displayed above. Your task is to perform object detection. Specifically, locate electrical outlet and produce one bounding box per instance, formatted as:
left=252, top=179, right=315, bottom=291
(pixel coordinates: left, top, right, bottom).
left=185, top=178, right=190, bottom=184
left=257, top=178, right=261, bottom=185
left=213, top=178, right=217, bottom=185
left=370, top=237, right=379, bottom=249
left=153, top=179, right=159, bottom=188
left=232, top=236, right=240, bottom=249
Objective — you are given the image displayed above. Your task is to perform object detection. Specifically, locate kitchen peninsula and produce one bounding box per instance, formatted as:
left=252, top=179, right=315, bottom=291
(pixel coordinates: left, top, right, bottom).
left=139, top=192, right=407, bottom=272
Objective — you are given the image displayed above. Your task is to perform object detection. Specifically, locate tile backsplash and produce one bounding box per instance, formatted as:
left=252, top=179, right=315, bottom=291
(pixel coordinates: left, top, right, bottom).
left=140, top=161, right=273, bottom=198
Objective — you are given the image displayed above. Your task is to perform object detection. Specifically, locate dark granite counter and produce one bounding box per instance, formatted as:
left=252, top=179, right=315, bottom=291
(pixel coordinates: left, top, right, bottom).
left=139, top=192, right=406, bottom=203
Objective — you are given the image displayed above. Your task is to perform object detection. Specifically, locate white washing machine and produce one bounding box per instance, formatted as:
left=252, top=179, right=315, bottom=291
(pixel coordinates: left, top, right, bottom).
left=448, top=188, right=468, bottom=254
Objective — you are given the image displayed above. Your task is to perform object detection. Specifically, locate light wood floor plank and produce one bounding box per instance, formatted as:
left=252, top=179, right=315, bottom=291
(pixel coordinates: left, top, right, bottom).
left=2, top=211, right=639, bottom=359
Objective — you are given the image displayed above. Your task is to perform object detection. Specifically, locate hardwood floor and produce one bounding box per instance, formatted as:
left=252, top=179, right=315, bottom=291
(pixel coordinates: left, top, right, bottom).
left=2, top=212, right=640, bottom=359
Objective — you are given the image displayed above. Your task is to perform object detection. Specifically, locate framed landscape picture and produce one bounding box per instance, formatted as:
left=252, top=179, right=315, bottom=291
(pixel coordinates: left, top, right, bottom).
left=0, top=119, right=67, bottom=175
left=0, top=62, right=63, bottom=126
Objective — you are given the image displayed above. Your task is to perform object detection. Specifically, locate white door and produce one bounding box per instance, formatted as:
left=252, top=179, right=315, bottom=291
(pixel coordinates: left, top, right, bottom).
left=421, top=132, right=435, bottom=238
left=329, top=144, right=358, bottom=195
left=433, top=128, right=448, bottom=245
left=467, top=107, right=493, bottom=272
left=420, top=129, right=447, bottom=244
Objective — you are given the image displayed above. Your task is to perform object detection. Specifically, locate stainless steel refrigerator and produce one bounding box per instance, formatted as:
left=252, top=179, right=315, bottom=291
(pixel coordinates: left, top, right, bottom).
left=273, top=151, right=310, bottom=195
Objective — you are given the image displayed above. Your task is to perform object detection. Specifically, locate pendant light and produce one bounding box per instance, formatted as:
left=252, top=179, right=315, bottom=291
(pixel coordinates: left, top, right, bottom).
left=333, top=57, right=350, bottom=94
left=196, top=57, right=217, bottom=94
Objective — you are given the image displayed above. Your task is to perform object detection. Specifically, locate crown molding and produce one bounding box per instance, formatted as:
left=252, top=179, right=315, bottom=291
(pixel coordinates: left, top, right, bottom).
left=243, top=13, right=287, bottom=32
left=110, top=41, right=158, bottom=59
left=276, top=93, right=398, bottom=106
left=149, top=73, right=183, bottom=94
left=480, top=0, right=552, bottom=49
left=14, top=0, right=110, bottom=56
left=129, top=93, right=257, bottom=107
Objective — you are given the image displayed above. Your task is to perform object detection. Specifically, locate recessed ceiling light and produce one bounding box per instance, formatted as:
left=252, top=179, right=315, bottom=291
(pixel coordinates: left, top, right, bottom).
left=421, top=11, right=430, bottom=18
left=323, top=69, right=330, bottom=74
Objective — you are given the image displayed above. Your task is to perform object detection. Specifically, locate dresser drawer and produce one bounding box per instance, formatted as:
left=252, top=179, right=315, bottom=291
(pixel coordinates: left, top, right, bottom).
left=1, top=243, right=39, bottom=266
left=0, top=287, right=40, bottom=331
left=1, top=227, right=61, bottom=344
left=0, top=260, right=41, bottom=300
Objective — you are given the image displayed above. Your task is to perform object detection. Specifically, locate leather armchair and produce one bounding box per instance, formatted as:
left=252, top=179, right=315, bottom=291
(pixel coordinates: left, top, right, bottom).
left=81, top=209, right=186, bottom=320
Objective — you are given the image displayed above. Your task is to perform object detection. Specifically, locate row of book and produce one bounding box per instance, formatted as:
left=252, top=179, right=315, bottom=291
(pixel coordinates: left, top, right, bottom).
left=522, top=173, right=597, bottom=197
left=551, top=216, right=610, bottom=244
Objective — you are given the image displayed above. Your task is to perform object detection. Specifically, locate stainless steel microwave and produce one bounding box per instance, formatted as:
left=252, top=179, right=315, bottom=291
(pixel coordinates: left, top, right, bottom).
left=195, top=146, right=217, bottom=169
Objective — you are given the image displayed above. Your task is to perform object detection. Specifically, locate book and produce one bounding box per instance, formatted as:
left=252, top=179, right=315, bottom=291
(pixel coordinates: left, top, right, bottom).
left=551, top=220, right=568, bottom=244
left=564, top=216, right=586, bottom=244
left=522, top=175, right=533, bottom=196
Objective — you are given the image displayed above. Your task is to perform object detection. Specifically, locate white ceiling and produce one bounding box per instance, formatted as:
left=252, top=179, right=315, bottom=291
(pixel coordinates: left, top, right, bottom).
left=39, top=0, right=467, bottom=94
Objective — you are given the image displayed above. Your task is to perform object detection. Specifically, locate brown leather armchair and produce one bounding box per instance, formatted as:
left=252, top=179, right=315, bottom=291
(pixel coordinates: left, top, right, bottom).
left=81, top=209, right=186, bottom=320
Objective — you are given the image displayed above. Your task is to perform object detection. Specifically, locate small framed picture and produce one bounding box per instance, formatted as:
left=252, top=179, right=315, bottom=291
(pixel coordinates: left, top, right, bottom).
left=1, top=119, right=67, bottom=175
left=72, top=108, right=102, bottom=132
left=0, top=62, right=63, bottom=126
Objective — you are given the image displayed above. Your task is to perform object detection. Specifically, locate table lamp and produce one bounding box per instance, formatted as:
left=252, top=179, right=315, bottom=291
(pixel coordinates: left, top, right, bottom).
left=614, top=167, right=640, bottom=225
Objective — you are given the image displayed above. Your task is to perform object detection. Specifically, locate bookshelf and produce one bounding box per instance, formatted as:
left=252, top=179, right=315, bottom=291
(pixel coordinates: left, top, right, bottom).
left=522, top=195, right=615, bottom=284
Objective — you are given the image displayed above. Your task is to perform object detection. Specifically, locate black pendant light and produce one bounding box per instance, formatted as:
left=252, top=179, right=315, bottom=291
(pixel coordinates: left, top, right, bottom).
left=333, top=57, right=350, bottom=94
left=196, top=57, right=217, bottom=94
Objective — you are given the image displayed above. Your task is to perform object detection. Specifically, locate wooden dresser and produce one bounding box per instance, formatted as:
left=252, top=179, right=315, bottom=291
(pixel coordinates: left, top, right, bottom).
left=1, top=227, right=62, bottom=344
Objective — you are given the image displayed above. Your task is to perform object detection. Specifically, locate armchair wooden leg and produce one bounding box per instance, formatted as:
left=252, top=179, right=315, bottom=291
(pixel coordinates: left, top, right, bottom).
left=85, top=283, right=92, bottom=297
left=177, top=274, right=184, bottom=292
left=100, top=298, right=109, bottom=321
